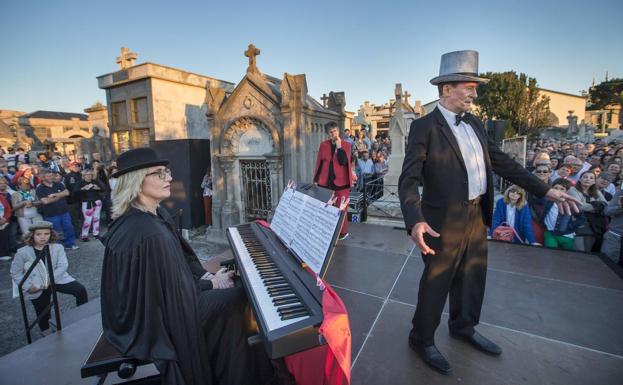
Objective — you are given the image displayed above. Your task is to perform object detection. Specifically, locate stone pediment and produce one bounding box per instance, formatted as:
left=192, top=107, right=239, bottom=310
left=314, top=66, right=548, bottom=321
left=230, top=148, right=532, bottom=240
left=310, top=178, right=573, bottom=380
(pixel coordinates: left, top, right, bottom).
left=216, top=75, right=282, bottom=125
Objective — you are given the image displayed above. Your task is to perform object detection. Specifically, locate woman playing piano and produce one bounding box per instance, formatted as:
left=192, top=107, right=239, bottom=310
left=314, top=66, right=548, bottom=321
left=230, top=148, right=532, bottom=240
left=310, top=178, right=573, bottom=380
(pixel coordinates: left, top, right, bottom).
left=100, top=148, right=273, bottom=385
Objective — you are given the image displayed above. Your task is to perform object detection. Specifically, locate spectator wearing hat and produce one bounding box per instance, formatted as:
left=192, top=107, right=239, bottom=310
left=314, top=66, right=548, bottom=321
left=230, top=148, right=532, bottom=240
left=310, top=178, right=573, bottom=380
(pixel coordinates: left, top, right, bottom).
left=102, top=147, right=270, bottom=385
left=10, top=221, right=88, bottom=334
left=35, top=168, right=78, bottom=250
left=11, top=164, right=40, bottom=189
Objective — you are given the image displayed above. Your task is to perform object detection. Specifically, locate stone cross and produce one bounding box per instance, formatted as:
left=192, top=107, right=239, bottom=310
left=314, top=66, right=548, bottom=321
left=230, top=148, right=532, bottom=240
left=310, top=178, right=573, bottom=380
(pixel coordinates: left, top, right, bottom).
left=244, top=44, right=261, bottom=73
left=321, top=93, right=329, bottom=108
left=116, top=47, right=138, bottom=69
left=403, top=91, right=411, bottom=105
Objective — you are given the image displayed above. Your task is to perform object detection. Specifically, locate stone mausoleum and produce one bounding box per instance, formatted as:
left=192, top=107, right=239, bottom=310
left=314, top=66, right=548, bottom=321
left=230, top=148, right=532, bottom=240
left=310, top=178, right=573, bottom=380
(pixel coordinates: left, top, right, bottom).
left=206, top=44, right=346, bottom=239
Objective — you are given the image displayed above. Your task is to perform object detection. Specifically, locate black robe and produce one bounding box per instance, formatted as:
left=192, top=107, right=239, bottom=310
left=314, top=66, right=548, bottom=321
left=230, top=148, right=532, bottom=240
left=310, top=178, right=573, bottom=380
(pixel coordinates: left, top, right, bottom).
left=101, top=207, right=210, bottom=385
left=101, top=207, right=273, bottom=385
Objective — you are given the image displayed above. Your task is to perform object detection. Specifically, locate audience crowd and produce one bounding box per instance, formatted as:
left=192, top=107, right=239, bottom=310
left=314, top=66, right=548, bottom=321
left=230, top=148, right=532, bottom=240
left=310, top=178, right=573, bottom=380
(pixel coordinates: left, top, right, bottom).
left=3, top=134, right=623, bottom=270
left=490, top=138, right=623, bottom=267
left=0, top=147, right=116, bottom=261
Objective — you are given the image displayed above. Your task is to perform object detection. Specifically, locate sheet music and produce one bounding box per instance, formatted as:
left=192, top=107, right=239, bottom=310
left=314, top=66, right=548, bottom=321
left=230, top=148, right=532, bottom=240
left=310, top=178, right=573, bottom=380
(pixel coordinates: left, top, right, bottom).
left=271, top=188, right=341, bottom=275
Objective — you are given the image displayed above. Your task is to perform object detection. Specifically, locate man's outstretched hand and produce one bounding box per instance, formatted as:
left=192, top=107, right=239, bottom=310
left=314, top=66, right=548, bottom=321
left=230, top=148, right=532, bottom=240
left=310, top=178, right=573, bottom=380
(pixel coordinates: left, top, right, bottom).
left=545, top=188, right=581, bottom=215
left=410, top=222, right=440, bottom=255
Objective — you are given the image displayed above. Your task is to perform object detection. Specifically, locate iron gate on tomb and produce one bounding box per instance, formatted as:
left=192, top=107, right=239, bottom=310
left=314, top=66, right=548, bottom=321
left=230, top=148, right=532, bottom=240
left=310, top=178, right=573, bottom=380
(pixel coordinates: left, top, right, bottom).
left=240, top=160, right=272, bottom=220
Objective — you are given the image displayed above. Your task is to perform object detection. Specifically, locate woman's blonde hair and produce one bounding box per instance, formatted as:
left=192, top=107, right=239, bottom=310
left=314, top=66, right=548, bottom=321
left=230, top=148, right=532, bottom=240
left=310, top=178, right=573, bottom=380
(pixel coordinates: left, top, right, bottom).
left=23, top=228, right=59, bottom=246
left=503, top=185, right=527, bottom=209
left=111, top=167, right=151, bottom=219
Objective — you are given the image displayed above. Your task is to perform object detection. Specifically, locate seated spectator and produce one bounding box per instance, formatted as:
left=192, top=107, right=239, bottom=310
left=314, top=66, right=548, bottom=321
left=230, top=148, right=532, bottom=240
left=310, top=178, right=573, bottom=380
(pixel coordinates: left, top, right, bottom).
left=601, top=153, right=613, bottom=168
left=10, top=221, right=88, bottom=335
left=533, top=164, right=552, bottom=186
left=596, top=171, right=615, bottom=202
left=601, top=187, right=623, bottom=266
left=551, top=164, right=573, bottom=185
left=606, top=162, right=622, bottom=188
left=543, top=178, right=585, bottom=250
left=490, top=185, right=537, bottom=245
left=568, top=171, right=608, bottom=251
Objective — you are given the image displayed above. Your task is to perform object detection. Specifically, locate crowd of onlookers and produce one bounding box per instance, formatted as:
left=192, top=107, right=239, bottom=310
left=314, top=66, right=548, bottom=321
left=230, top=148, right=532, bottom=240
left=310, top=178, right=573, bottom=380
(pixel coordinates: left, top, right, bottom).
left=342, top=129, right=391, bottom=192
left=490, top=138, right=623, bottom=267
left=0, top=146, right=118, bottom=260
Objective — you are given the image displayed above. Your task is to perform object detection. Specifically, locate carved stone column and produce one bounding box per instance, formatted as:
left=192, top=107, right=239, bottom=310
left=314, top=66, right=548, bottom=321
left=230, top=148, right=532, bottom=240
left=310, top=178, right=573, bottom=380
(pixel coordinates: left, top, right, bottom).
left=265, top=153, right=283, bottom=210
left=217, top=155, right=240, bottom=229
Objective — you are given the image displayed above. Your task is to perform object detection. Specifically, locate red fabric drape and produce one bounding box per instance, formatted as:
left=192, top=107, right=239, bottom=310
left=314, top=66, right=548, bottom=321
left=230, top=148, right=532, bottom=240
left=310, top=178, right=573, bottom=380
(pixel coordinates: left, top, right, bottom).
left=254, top=220, right=351, bottom=385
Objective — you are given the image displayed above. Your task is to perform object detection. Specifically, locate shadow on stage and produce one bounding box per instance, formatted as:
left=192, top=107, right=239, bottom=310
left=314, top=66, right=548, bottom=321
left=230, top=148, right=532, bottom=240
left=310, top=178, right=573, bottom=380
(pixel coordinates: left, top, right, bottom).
left=1, top=223, right=622, bottom=385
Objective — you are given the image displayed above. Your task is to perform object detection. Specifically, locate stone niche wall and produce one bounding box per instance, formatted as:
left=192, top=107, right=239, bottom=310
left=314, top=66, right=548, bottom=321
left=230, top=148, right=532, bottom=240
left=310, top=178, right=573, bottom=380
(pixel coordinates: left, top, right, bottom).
left=151, top=78, right=209, bottom=140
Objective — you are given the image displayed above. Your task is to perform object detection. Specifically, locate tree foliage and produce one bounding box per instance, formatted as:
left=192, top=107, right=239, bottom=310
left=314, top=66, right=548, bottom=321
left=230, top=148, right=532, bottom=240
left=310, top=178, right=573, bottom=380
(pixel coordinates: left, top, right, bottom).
left=474, top=71, right=551, bottom=137
left=588, top=78, right=623, bottom=110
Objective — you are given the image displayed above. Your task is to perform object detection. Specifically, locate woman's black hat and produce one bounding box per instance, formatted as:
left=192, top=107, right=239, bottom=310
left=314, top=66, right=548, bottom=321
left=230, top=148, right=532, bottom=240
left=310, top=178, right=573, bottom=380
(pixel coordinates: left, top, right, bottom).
left=111, top=148, right=169, bottom=178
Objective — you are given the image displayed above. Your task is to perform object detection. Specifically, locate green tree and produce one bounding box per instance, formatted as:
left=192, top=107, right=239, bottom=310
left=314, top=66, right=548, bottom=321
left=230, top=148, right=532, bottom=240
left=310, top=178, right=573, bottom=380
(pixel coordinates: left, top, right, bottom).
left=587, top=78, right=623, bottom=110
left=474, top=71, right=551, bottom=137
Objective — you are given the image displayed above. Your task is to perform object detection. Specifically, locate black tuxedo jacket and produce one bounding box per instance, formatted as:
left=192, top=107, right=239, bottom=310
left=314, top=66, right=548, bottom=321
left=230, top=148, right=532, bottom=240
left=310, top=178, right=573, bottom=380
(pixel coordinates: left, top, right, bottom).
left=398, top=107, right=549, bottom=248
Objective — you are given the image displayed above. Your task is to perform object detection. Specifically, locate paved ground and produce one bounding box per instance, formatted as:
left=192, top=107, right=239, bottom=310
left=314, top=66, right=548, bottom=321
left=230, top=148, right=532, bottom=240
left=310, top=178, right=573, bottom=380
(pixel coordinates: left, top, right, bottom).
left=0, top=227, right=228, bottom=357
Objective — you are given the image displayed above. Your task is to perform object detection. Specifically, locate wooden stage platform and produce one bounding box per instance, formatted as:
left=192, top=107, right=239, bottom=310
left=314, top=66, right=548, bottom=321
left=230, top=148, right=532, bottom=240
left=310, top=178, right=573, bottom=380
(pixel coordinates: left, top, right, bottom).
left=1, top=223, right=622, bottom=384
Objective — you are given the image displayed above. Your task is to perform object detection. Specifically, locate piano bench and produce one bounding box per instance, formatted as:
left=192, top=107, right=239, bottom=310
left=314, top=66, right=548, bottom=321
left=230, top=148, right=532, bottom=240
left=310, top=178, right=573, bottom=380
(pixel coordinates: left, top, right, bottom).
left=81, top=332, right=157, bottom=384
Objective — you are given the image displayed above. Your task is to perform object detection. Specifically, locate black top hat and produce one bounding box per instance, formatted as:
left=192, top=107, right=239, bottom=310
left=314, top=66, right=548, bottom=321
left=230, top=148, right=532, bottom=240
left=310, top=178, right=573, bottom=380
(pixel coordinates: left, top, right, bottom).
left=111, top=148, right=169, bottom=178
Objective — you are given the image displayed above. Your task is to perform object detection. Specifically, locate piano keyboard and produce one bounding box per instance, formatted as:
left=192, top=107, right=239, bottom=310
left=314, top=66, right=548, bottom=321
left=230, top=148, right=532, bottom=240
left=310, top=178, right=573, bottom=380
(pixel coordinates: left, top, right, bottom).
left=228, top=226, right=310, bottom=329
left=227, top=223, right=324, bottom=358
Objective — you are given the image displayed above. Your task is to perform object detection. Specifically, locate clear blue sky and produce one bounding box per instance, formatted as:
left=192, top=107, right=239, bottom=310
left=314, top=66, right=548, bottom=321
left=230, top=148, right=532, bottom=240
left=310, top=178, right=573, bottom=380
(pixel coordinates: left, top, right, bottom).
left=1, top=0, right=621, bottom=114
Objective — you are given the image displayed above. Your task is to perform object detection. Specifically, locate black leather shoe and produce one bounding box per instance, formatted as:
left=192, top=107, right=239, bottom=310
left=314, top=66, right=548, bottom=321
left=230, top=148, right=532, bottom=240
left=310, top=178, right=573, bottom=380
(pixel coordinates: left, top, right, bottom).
left=450, top=330, right=502, bottom=355
left=408, top=338, right=452, bottom=375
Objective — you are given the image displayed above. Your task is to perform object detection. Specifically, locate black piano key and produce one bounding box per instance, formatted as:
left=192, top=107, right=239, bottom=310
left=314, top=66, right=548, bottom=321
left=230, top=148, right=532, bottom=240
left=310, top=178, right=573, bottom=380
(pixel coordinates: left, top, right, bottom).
left=271, top=295, right=297, bottom=303
left=279, top=310, right=309, bottom=320
left=277, top=306, right=306, bottom=315
left=268, top=288, right=293, bottom=296
left=273, top=297, right=300, bottom=306
left=277, top=304, right=306, bottom=312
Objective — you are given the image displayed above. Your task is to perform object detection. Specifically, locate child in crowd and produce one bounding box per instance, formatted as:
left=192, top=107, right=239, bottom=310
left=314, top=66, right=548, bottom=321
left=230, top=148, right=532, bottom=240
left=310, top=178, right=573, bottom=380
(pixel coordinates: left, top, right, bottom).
left=490, top=185, right=536, bottom=244
left=10, top=221, right=88, bottom=335
left=543, top=178, right=585, bottom=250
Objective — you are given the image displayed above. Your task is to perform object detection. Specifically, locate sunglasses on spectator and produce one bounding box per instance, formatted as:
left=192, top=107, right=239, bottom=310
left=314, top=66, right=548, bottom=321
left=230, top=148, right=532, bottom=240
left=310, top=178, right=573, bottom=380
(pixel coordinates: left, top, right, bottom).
left=535, top=169, right=550, bottom=173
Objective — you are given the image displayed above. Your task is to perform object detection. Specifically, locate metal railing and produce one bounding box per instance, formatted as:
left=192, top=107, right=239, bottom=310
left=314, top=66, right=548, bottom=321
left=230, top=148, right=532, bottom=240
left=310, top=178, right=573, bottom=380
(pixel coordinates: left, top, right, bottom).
left=361, top=175, right=402, bottom=219
left=18, top=245, right=62, bottom=344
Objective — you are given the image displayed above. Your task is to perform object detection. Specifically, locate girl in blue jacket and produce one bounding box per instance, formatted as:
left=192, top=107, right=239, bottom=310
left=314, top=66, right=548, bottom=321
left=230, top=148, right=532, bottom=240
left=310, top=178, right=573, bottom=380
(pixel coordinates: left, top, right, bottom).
left=490, top=185, right=537, bottom=244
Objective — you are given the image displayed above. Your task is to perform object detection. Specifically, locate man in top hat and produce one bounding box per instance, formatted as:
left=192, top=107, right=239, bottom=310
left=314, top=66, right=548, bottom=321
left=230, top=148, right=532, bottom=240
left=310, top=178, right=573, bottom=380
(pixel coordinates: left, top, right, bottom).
left=398, top=50, right=579, bottom=374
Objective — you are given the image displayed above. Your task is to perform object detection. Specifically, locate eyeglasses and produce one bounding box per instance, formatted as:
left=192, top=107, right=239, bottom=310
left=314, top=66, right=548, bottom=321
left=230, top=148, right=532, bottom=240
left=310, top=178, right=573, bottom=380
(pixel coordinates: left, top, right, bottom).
left=146, top=168, right=171, bottom=180
left=535, top=170, right=550, bottom=174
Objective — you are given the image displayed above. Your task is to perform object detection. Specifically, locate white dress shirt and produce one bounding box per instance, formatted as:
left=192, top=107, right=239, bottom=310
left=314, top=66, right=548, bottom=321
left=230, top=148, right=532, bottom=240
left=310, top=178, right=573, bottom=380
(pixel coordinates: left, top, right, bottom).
left=438, top=103, right=487, bottom=199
